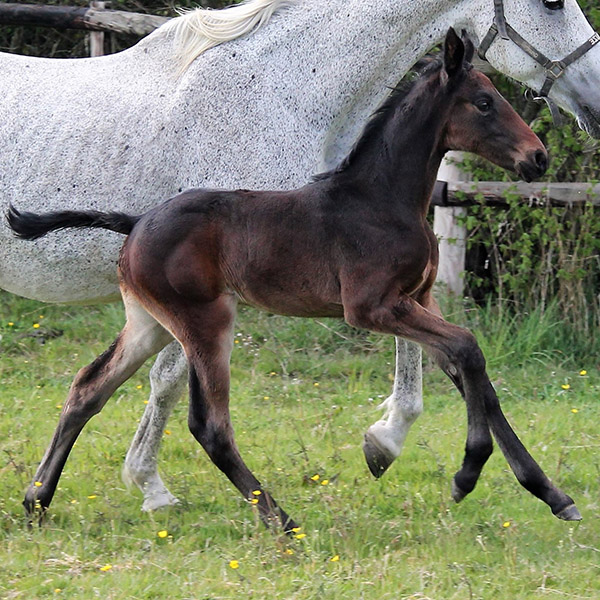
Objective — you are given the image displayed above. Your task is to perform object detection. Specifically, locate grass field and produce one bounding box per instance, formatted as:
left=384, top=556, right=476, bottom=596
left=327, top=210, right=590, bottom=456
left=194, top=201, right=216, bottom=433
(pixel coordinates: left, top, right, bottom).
left=0, top=290, right=598, bottom=599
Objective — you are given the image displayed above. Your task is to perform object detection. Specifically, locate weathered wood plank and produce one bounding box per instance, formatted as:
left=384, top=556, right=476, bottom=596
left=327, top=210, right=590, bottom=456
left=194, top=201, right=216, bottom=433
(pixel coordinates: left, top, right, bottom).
left=0, top=3, right=169, bottom=36
left=431, top=181, right=600, bottom=207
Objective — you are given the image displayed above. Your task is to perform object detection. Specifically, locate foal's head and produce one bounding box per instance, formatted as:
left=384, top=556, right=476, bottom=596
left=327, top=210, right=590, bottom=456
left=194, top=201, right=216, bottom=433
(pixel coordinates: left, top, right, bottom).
left=440, top=29, right=548, bottom=182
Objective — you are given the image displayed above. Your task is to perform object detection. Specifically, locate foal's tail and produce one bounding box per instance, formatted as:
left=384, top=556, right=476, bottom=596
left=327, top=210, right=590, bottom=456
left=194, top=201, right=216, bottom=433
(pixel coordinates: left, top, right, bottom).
left=6, top=204, right=140, bottom=241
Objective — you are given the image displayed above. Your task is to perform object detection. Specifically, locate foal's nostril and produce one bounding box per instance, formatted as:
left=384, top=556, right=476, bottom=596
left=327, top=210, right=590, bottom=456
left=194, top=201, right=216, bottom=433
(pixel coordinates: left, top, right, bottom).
left=534, top=150, right=548, bottom=173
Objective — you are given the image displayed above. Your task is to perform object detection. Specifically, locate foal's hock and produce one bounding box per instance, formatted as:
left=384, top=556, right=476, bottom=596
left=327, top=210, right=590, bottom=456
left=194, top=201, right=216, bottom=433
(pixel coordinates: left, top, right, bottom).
left=8, top=30, right=579, bottom=529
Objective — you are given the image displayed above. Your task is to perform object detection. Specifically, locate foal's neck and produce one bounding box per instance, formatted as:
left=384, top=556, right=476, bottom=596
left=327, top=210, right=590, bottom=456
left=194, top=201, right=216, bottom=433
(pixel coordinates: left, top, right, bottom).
left=331, top=74, right=449, bottom=219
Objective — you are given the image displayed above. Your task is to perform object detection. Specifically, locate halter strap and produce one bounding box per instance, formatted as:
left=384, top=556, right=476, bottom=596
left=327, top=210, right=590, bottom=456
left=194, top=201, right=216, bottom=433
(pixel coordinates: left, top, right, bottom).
left=478, top=0, right=600, bottom=120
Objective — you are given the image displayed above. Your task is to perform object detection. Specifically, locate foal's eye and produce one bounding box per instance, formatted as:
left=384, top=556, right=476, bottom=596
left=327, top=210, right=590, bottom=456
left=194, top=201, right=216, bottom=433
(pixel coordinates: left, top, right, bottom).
left=474, top=98, right=492, bottom=113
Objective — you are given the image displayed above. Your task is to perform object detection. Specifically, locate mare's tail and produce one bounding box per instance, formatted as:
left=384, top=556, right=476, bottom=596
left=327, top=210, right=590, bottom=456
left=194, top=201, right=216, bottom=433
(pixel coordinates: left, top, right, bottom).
left=6, top=204, right=140, bottom=240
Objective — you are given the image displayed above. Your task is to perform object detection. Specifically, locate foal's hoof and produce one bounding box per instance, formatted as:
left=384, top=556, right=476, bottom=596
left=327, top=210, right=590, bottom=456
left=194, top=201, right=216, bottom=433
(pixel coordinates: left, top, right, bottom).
left=363, top=431, right=396, bottom=478
left=451, top=479, right=468, bottom=503
left=554, top=503, right=582, bottom=521
left=23, top=498, right=47, bottom=527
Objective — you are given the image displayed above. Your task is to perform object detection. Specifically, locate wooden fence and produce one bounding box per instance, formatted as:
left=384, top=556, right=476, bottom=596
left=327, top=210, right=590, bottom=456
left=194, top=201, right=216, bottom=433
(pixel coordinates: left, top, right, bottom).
left=0, top=2, right=168, bottom=36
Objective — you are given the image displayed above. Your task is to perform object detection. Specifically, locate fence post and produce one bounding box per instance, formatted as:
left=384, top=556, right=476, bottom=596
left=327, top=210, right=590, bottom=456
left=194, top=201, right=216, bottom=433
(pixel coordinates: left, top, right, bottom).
left=434, top=151, right=470, bottom=296
left=89, top=0, right=104, bottom=56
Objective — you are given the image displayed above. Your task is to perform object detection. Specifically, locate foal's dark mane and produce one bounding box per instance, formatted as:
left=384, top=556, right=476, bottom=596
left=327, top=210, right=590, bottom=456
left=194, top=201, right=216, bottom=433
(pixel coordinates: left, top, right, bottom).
left=313, top=57, right=445, bottom=182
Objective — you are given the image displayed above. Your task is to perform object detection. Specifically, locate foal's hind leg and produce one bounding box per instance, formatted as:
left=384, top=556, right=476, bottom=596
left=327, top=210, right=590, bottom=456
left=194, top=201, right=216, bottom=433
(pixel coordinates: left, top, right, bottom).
left=363, top=338, right=423, bottom=477
left=24, top=296, right=172, bottom=516
left=123, top=342, right=187, bottom=511
left=177, top=296, right=297, bottom=531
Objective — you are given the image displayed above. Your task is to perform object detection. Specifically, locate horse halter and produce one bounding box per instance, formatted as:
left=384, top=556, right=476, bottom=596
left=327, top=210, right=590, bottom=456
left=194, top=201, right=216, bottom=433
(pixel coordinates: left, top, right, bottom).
left=478, top=0, right=600, bottom=121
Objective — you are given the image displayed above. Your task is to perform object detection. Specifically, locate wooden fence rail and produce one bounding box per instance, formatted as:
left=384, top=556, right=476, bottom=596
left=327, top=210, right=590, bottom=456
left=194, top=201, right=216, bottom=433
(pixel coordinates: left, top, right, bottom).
left=431, top=181, right=600, bottom=208
left=0, top=3, right=169, bottom=36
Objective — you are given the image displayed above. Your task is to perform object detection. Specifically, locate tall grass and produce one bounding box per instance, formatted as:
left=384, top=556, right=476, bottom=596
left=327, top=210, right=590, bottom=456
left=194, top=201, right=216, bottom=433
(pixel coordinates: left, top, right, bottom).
left=0, top=290, right=598, bottom=599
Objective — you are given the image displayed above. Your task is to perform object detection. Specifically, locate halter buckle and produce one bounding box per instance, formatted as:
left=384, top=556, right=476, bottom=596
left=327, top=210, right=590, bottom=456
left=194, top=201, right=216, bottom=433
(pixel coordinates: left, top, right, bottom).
left=547, top=61, right=566, bottom=79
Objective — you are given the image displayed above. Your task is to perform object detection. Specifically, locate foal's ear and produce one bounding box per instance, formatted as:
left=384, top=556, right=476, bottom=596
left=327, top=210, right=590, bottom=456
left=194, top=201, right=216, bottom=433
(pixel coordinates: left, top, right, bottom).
left=461, top=29, right=475, bottom=64
left=443, top=27, right=465, bottom=78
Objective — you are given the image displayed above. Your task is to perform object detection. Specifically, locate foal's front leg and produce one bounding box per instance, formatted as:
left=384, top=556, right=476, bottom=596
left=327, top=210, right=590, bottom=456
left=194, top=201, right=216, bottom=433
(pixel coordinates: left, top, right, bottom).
left=363, top=338, right=423, bottom=477
left=345, top=293, right=580, bottom=520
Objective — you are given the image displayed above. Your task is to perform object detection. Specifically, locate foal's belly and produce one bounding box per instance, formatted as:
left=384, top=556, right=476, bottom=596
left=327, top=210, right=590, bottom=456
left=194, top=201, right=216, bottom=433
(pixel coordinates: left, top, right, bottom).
left=239, top=290, right=345, bottom=319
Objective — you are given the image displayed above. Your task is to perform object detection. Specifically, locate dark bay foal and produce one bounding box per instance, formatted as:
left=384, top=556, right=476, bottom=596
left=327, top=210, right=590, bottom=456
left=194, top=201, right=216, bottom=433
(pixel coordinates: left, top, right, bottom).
left=8, top=29, right=580, bottom=529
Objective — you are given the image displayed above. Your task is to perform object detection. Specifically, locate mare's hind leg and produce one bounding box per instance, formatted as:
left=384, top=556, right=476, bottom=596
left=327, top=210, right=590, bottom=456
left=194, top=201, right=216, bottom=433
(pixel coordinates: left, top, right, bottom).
left=24, top=295, right=172, bottom=516
left=123, top=341, right=187, bottom=511
left=179, top=296, right=297, bottom=531
left=363, top=338, right=423, bottom=477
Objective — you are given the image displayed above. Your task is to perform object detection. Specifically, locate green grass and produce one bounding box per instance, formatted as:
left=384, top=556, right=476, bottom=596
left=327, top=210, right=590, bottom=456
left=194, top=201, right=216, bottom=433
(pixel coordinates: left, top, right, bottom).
left=0, top=290, right=598, bottom=599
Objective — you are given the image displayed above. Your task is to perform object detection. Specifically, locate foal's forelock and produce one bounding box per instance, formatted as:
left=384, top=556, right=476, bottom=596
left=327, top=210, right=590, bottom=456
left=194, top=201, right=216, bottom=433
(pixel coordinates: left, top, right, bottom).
left=161, top=0, right=297, bottom=73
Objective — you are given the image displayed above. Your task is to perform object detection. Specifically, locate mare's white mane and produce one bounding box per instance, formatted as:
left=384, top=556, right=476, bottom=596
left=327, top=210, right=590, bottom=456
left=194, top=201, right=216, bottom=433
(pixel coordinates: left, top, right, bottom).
left=161, top=0, right=296, bottom=72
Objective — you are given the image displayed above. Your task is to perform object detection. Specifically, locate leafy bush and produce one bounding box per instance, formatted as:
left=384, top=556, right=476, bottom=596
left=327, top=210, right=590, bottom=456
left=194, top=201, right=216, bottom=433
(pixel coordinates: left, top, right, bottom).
left=457, top=3, right=600, bottom=358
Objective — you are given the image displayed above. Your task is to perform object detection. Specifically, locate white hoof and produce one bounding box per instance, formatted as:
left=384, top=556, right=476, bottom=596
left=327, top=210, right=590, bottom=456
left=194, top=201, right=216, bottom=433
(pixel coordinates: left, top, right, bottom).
left=122, top=464, right=180, bottom=511
left=363, top=421, right=404, bottom=478
left=141, top=490, right=181, bottom=512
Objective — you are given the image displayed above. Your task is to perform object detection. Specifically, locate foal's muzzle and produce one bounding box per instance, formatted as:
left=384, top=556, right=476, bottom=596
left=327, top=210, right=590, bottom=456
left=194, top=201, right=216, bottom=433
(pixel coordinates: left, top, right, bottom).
left=516, top=149, right=548, bottom=182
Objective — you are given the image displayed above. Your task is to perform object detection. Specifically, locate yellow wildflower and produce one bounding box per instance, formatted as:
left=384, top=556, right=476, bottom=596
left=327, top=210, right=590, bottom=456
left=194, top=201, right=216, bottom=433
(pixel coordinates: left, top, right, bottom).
left=136, top=384, right=143, bottom=390
left=250, top=498, right=259, bottom=505
left=34, top=481, right=43, bottom=487
left=561, top=384, right=571, bottom=390
left=294, top=533, right=307, bottom=540
left=291, top=527, right=301, bottom=533
left=7, top=322, right=14, bottom=327
left=313, top=382, right=319, bottom=387
left=310, top=474, right=320, bottom=481
left=99, top=564, right=112, bottom=572
left=164, top=430, right=171, bottom=435
left=502, top=521, right=511, bottom=528
left=157, top=530, right=168, bottom=538
left=284, top=548, right=294, bottom=555
left=229, top=560, right=240, bottom=569
left=263, top=396, right=270, bottom=400
left=571, top=408, right=579, bottom=414
left=252, top=490, right=262, bottom=496
left=33, top=323, right=40, bottom=329
left=87, top=495, right=97, bottom=499
left=330, top=555, right=340, bottom=562
left=321, top=479, right=329, bottom=486
left=579, top=370, right=587, bottom=376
